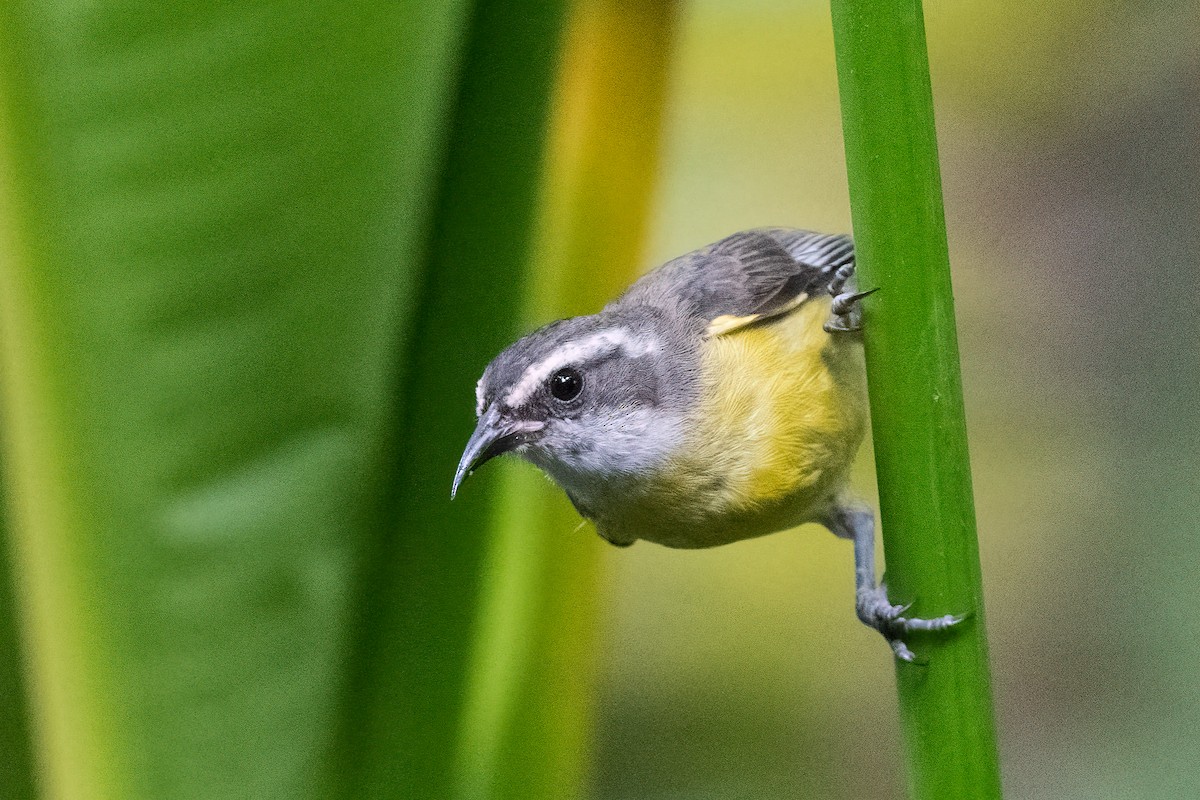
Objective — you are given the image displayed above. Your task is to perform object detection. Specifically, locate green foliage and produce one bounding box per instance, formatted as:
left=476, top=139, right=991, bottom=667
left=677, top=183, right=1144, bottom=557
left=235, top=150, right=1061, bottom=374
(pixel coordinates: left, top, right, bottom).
left=0, top=462, right=38, bottom=800
left=0, top=0, right=570, bottom=798
left=453, top=3, right=678, bottom=797
left=328, top=1, right=570, bottom=798
left=829, top=1, right=1003, bottom=798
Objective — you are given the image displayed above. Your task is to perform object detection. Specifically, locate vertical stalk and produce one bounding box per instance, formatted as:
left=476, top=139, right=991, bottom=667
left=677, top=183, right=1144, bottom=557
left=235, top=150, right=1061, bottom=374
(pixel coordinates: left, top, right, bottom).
left=828, top=2, right=1003, bottom=799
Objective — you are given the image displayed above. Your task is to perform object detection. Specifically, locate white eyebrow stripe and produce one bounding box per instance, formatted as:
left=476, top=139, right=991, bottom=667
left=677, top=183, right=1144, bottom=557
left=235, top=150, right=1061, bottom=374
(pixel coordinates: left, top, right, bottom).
left=504, top=327, right=659, bottom=408
left=475, top=378, right=487, bottom=416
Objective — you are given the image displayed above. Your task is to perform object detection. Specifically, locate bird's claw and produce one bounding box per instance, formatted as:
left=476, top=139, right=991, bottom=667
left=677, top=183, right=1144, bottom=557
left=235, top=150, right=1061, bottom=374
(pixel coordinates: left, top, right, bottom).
left=825, top=287, right=878, bottom=334
left=856, top=584, right=965, bottom=663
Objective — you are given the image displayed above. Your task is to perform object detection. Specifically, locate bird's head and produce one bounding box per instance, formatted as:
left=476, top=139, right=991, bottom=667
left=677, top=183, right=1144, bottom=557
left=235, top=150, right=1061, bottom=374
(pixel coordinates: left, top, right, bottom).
left=452, top=310, right=696, bottom=505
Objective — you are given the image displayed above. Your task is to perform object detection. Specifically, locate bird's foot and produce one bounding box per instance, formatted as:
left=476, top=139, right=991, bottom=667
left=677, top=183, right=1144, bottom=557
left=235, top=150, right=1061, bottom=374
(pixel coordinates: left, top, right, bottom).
left=824, top=287, right=878, bottom=334
left=855, top=584, right=965, bottom=663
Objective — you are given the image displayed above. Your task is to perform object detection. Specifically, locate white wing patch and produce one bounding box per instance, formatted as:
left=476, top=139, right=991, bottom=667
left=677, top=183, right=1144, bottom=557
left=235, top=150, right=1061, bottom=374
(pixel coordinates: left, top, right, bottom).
left=504, top=327, right=659, bottom=408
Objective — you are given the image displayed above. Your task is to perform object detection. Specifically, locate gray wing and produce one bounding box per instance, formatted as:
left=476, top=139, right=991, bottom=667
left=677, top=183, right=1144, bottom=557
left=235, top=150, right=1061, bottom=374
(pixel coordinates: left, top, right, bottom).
left=608, top=228, right=854, bottom=325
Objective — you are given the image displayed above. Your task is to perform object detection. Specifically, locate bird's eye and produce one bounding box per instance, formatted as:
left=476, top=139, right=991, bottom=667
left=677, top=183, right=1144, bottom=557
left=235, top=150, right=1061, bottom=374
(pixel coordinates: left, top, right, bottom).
left=549, top=367, right=583, bottom=402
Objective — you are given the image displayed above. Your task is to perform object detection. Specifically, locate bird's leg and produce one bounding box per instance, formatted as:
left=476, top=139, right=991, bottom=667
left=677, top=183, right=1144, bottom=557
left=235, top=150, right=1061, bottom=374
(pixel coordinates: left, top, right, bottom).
left=821, top=499, right=964, bottom=662
left=828, top=262, right=855, bottom=296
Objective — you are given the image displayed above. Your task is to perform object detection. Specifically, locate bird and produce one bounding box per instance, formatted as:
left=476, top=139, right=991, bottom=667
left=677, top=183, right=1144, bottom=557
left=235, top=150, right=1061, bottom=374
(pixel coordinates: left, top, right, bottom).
left=452, top=228, right=962, bottom=661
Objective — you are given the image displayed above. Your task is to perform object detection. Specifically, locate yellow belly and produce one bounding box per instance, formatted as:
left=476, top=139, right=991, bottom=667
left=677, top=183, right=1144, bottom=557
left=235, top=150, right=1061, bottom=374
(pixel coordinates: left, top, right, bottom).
left=609, top=298, right=868, bottom=548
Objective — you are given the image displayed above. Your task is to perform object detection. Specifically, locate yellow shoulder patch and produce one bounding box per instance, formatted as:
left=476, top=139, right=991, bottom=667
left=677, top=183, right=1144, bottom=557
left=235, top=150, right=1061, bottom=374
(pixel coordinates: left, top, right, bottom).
left=704, top=292, right=809, bottom=338
left=705, top=313, right=761, bottom=338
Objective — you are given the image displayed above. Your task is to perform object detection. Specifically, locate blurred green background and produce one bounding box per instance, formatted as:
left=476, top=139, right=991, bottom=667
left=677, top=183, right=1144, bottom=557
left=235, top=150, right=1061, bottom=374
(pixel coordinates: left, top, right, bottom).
left=1, top=1, right=1196, bottom=799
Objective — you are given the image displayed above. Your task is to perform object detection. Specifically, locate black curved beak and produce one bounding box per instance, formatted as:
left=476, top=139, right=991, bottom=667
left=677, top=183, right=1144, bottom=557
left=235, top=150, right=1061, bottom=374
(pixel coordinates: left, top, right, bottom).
left=451, top=407, right=544, bottom=499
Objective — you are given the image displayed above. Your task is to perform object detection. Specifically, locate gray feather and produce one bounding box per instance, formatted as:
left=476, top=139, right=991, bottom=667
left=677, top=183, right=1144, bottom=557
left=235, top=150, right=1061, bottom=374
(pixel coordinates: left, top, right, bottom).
left=608, top=227, right=854, bottom=325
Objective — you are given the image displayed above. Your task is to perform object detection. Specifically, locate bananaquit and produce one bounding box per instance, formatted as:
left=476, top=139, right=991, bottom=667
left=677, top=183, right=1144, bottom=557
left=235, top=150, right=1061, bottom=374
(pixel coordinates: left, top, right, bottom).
left=453, top=228, right=961, bottom=661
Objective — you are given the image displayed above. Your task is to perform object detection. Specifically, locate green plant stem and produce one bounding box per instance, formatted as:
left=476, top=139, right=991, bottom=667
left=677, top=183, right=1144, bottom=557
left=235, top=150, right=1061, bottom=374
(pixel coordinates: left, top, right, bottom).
left=828, top=2, right=1003, bottom=798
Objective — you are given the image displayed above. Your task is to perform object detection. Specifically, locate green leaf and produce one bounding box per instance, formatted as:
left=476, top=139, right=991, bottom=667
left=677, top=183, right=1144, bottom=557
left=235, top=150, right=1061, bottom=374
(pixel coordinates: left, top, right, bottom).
left=0, top=457, right=39, bottom=800
left=0, top=1, right=471, bottom=797
left=326, top=1, right=572, bottom=798
left=453, top=2, right=679, bottom=797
